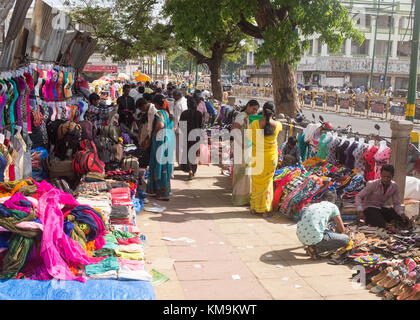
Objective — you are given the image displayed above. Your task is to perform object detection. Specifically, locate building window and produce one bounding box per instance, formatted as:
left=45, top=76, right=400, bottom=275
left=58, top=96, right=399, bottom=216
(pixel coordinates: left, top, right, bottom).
left=307, top=39, right=313, bottom=56
left=397, top=41, right=411, bottom=57
left=374, top=40, right=389, bottom=56
left=328, top=42, right=345, bottom=55
left=377, top=15, right=390, bottom=28
left=316, top=39, right=322, bottom=55
left=355, top=14, right=371, bottom=29
left=351, top=39, right=369, bottom=55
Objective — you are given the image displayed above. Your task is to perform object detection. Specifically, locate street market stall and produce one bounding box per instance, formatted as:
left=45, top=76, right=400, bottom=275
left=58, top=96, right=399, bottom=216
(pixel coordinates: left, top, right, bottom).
left=0, top=0, right=155, bottom=300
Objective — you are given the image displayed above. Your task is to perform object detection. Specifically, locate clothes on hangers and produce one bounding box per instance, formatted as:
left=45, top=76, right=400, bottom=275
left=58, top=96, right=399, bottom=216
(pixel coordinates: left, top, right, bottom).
left=362, top=144, right=378, bottom=182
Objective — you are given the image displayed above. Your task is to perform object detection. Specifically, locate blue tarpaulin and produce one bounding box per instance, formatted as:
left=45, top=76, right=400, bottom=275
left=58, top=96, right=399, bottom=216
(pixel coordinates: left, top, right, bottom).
left=0, top=279, right=155, bottom=300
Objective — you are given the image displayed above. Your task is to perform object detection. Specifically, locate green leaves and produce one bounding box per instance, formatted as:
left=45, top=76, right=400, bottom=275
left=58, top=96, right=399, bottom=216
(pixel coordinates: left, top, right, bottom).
left=164, top=0, right=248, bottom=62
left=67, top=0, right=173, bottom=61
left=234, top=0, right=364, bottom=67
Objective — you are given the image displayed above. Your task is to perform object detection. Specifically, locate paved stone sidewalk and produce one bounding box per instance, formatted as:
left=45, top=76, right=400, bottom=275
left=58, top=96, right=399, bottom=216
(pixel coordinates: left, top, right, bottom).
left=137, top=164, right=381, bottom=300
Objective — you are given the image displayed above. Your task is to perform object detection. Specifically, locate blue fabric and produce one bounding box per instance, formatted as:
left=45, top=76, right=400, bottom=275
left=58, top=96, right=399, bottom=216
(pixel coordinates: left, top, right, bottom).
left=63, top=221, right=74, bottom=237
left=0, top=232, right=11, bottom=248
left=0, top=279, right=155, bottom=300
left=205, top=101, right=217, bottom=115
left=0, top=153, right=6, bottom=182
left=137, top=189, right=146, bottom=200
left=74, top=205, right=103, bottom=222
left=131, top=197, right=144, bottom=214
left=31, top=147, right=49, bottom=159
left=18, top=199, right=32, bottom=209
left=70, top=207, right=98, bottom=242
left=146, top=110, right=174, bottom=197
left=0, top=204, right=11, bottom=217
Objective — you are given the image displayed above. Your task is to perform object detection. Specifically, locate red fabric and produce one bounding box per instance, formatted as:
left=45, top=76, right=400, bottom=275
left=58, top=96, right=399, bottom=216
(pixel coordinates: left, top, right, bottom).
left=112, top=199, right=133, bottom=206
left=9, top=164, right=15, bottom=181
left=272, top=173, right=293, bottom=211
left=415, top=159, right=420, bottom=174
left=110, top=188, right=131, bottom=196
left=117, top=237, right=140, bottom=245
left=362, top=145, right=378, bottom=181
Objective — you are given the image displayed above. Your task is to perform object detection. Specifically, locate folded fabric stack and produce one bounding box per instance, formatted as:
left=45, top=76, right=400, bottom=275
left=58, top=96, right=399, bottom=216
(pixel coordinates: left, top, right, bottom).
left=109, top=205, right=135, bottom=226
left=0, top=179, right=110, bottom=282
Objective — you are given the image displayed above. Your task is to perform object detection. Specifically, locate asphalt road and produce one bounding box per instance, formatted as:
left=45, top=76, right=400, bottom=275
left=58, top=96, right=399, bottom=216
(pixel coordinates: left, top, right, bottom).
left=234, top=97, right=420, bottom=138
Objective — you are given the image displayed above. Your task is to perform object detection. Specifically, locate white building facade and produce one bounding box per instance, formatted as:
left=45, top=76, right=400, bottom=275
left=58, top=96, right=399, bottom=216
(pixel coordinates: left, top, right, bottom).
left=245, top=0, right=417, bottom=92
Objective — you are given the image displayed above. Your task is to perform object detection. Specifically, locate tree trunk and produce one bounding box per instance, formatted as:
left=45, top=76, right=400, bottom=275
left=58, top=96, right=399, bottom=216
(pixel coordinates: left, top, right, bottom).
left=208, top=60, right=223, bottom=102
left=270, top=58, right=299, bottom=117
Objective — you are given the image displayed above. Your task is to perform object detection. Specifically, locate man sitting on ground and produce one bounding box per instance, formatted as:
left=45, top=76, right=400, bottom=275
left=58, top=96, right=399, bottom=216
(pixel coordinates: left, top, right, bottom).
left=297, top=191, right=349, bottom=260
left=355, top=164, right=409, bottom=228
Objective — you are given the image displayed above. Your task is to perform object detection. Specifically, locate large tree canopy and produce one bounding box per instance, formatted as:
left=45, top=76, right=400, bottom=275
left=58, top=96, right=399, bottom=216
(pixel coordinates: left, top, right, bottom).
left=68, top=0, right=175, bottom=61
left=163, top=0, right=252, bottom=100
left=228, top=0, right=364, bottom=116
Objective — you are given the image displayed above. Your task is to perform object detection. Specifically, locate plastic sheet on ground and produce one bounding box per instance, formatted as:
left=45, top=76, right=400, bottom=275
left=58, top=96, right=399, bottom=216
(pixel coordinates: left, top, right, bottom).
left=0, top=279, right=155, bottom=300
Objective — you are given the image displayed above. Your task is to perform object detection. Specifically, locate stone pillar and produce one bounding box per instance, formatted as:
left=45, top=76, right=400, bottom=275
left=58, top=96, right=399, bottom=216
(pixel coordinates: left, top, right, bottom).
left=313, top=38, right=319, bottom=55
left=345, top=39, right=352, bottom=57
left=321, top=43, right=328, bottom=56
left=390, top=120, right=414, bottom=202
left=392, top=16, right=400, bottom=58
left=369, top=16, right=376, bottom=58
left=390, top=76, right=396, bottom=90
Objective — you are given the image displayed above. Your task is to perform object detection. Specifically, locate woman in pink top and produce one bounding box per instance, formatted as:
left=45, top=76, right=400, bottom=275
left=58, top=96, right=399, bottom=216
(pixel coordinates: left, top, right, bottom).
left=193, top=90, right=207, bottom=125
left=356, top=164, right=409, bottom=227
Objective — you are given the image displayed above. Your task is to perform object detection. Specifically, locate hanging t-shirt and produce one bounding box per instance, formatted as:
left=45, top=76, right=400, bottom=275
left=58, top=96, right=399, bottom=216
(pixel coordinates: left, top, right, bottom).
left=344, top=141, right=358, bottom=170
left=316, top=133, right=330, bottom=160
left=374, top=146, right=391, bottom=180
left=337, top=140, right=350, bottom=165
left=327, top=137, right=340, bottom=165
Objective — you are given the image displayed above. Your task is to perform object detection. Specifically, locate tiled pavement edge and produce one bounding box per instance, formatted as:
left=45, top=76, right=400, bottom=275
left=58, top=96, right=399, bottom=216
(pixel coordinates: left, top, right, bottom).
left=137, top=165, right=381, bottom=300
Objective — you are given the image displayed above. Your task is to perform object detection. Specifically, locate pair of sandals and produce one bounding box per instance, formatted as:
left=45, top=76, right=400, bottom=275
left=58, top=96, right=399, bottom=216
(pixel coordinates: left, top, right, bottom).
left=367, top=260, right=420, bottom=299
left=249, top=209, right=274, bottom=219
left=146, top=192, right=169, bottom=201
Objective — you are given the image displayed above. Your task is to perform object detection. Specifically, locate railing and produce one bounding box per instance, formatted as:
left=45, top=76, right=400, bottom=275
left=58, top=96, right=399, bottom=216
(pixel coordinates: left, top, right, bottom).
left=230, top=85, right=420, bottom=123
left=298, top=91, right=420, bottom=123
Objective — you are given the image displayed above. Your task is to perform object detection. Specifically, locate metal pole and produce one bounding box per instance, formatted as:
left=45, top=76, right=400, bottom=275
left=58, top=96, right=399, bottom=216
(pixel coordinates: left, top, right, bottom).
left=195, top=59, right=199, bottom=89
left=406, top=0, right=420, bottom=121
left=155, top=54, right=158, bottom=82
left=369, top=0, right=380, bottom=91
left=382, top=0, right=395, bottom=92
left=188, top=58, right=192, bottom=94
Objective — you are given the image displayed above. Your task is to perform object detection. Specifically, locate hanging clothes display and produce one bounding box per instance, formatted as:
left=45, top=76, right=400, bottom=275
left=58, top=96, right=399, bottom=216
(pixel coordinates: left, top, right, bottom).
left=374, top=142, right=391, bottom=180
left=362, top=143, right=378, bottom=182
left=353, top=139, right=367, bottom=174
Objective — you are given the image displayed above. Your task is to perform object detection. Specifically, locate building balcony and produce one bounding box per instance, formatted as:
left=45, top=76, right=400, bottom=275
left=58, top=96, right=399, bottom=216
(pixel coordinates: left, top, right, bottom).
left=296, top=55, right=411, bottom=75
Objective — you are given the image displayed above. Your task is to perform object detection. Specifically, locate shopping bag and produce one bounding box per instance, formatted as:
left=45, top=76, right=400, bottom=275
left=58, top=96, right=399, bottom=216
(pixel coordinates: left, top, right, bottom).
left=198, top=144, right=210, bottom=166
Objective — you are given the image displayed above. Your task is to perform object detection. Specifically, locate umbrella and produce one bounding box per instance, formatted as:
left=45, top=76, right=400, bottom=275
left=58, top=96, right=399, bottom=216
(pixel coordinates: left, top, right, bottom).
left=134, top=72, right=151, bottom=82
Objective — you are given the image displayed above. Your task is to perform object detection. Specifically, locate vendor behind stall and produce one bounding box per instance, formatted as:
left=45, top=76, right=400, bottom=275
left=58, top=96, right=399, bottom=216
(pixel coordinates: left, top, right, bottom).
left=280, top=136, right=302, bottom=167
left=355, top=164, right=409, bottom=227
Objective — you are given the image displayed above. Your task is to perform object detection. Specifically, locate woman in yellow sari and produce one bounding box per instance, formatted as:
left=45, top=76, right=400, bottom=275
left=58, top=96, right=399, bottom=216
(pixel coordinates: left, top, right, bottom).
left=248, top=102, right=282, bottom=218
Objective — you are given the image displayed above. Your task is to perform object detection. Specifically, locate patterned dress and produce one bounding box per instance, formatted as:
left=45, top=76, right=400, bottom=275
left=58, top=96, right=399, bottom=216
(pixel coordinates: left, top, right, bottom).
left=353, top=143, right=368, bottom=174
left=327, top=137, right=340, bottom=165
left=374, top=146, right=391, bottom=179
left=362, top=145, right=378, bottom=181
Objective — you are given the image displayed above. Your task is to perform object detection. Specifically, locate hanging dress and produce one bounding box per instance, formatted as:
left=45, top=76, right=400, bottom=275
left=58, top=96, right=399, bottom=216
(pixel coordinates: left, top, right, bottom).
left=362, top=145, right=378, bottom=181
left=374, top=146, right=391, bottom=179
left=344, top=141, right=358, bottom=170
left=353, top=143, right=367, bottom=174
